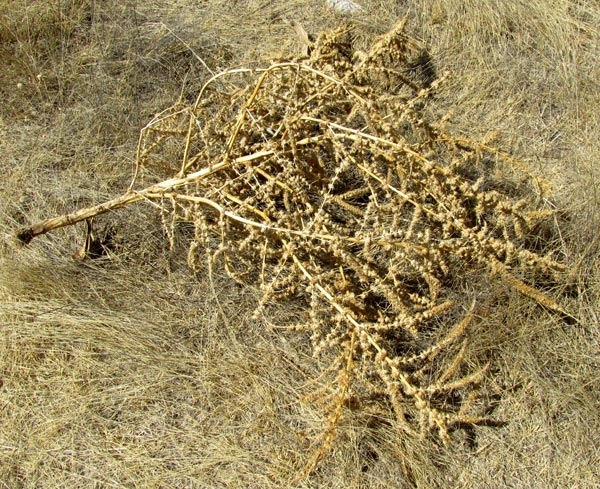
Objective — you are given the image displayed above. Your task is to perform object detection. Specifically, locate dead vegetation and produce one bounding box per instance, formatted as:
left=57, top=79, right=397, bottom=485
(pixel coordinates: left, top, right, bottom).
left=1, top=1, right=599, bottom=488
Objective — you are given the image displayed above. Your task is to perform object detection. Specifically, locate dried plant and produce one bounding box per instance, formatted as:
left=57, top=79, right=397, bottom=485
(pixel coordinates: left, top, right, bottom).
left=16, top=21, right=570, bottom=476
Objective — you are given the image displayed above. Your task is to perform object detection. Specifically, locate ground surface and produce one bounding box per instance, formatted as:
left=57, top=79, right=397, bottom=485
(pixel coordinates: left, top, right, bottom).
left=1, top=1, right=599, bottom=487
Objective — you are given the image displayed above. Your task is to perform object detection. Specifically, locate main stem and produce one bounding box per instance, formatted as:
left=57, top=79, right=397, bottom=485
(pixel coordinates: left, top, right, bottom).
left=15, top=190, right=145, bottom=244
left=14, top=158, right=234, bottom=244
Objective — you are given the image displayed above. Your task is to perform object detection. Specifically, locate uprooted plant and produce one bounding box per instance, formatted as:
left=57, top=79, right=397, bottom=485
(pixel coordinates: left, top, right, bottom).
left=16, top=21, right=571, bottom=476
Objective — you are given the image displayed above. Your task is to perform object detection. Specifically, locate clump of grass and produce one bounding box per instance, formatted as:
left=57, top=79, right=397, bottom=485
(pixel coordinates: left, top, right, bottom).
left=16, top=20, right=573, bottom=478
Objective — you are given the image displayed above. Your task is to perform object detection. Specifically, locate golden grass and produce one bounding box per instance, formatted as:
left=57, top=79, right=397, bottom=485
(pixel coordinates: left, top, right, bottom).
left=1, top=0, right=599, bottom=487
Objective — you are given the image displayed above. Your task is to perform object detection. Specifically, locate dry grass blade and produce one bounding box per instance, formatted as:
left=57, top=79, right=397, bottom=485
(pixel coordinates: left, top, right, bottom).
left=14, top=20, right=573, bottom=478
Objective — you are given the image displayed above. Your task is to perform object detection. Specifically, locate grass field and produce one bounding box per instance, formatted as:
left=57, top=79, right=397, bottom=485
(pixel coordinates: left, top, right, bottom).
left=1, top=1, right=599, bottom=487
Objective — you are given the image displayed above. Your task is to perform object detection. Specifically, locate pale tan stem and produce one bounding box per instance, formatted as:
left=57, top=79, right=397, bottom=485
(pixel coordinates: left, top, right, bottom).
left=15, top=156, right=232, bottom=244
left=15, top=191, right=145, bottom=244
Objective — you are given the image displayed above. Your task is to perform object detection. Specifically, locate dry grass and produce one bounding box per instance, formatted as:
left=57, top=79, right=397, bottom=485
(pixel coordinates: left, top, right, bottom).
left=1, top=0, right=599, bottom=487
